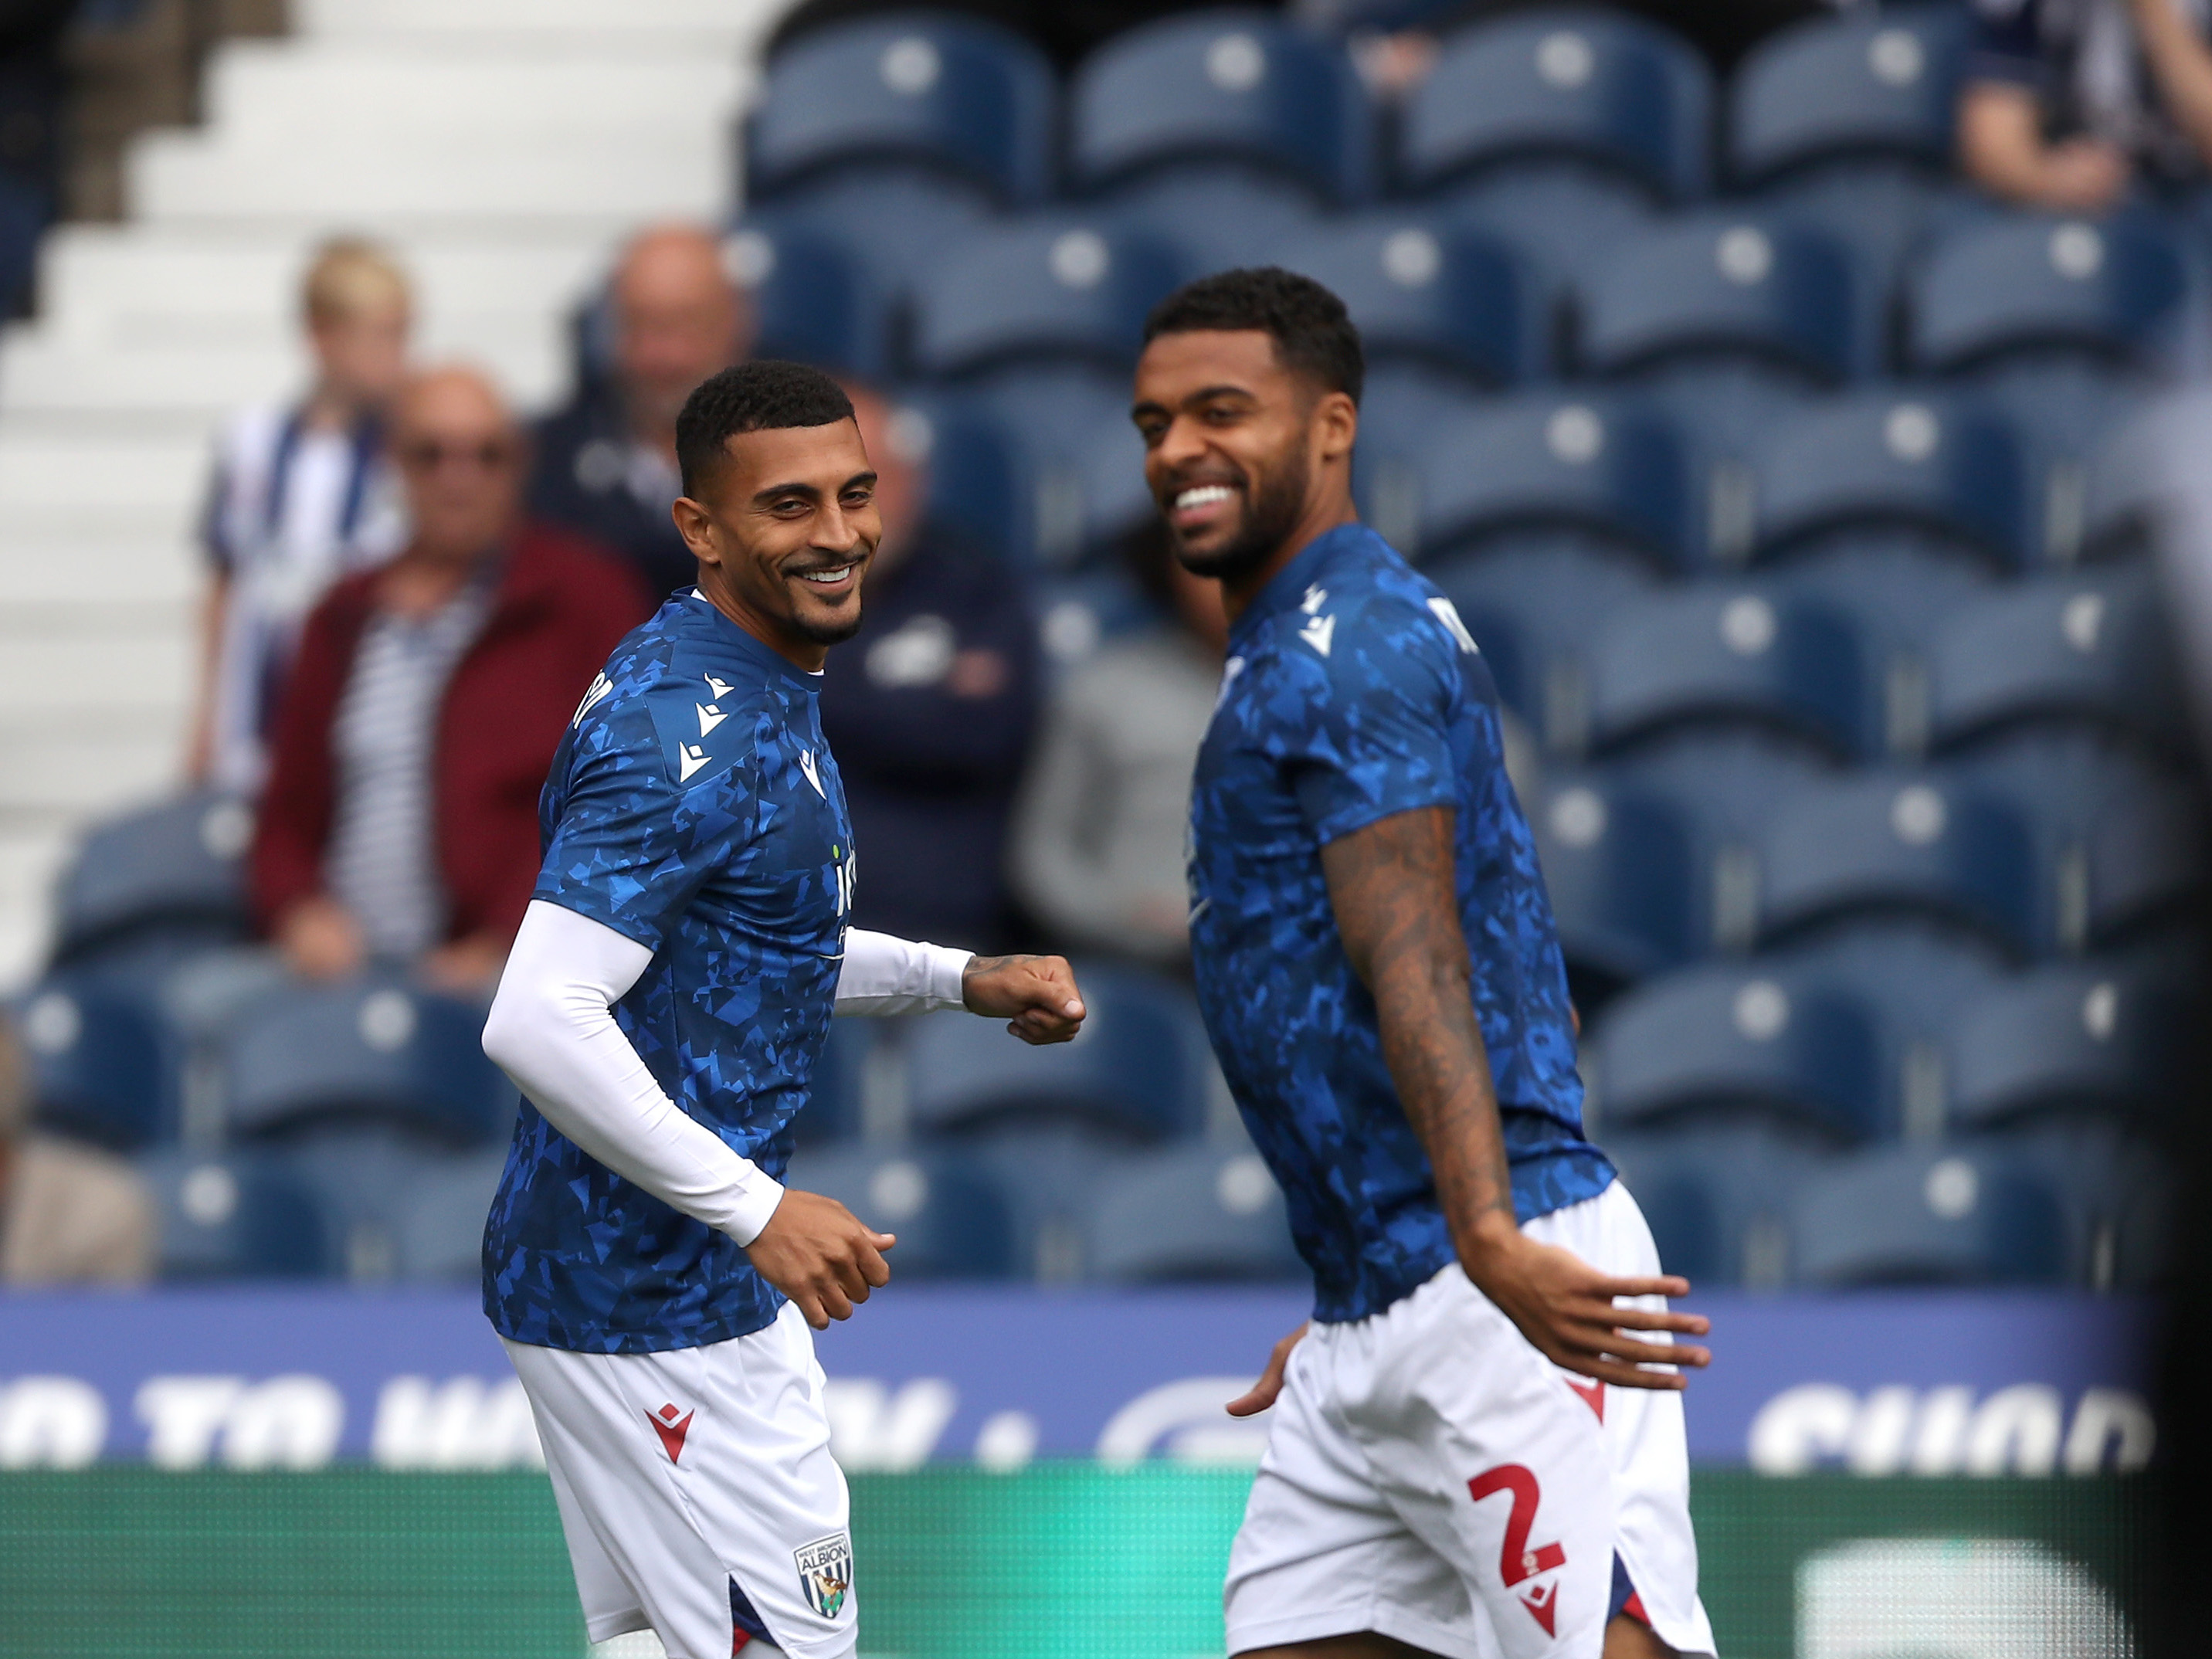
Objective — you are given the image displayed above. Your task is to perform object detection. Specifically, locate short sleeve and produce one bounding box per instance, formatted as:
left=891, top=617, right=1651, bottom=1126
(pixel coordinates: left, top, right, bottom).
left=1967, top=0, right=2044, bottom=87
left=533, top=708, right=756, bottom=953
left=1280, top=604, right=1461, bottom=846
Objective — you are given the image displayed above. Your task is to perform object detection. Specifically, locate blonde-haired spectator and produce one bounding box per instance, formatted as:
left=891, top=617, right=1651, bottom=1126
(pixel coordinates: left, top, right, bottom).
left=189, top=236, right=415, bottom=796
left=0, top=1017, right=156, bottom=1287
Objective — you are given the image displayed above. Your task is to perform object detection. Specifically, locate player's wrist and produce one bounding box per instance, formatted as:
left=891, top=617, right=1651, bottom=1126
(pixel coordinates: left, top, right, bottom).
left=1454, top=1207, right=1527, bottom=1275
left=725, top=1175, right=787, bottom=1249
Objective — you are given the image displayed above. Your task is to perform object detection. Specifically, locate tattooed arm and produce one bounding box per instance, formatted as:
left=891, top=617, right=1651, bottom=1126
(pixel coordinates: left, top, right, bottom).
left=1320, top=806, right=1710, bottom=1390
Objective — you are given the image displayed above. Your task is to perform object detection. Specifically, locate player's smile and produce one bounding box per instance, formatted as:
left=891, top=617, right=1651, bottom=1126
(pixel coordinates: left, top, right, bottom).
left=1165, top=476, right=1247, bottom=540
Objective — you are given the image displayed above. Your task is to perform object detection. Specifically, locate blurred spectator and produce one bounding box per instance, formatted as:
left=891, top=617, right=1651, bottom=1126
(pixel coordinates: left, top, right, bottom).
left=817, top=385, right=1040, bottom=950
left=251, top=366, right=650, bottom=996
left=1011, top=521, right=1224, bottom=968
left=768, top=0, right=1286, bottom=73
left=528, top=223, right=755, bottom=599
left=189, top=237, right=413, bottom=796
left=0, top=0, right=71, bottom=317
left=1960, top=0, right=2212, bottom=211
left=0, top=1016, right=154, bottom=1287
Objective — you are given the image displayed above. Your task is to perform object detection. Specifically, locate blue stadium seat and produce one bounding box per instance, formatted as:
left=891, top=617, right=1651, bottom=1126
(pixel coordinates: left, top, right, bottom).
left=222, top=977, right=511, bottom=1145
left=1350, top=365, right=1484, bottom=553
left=1965, top=361, right=2153, bottom=565
left=1746, top=392, right=2029, bottom=568
left=1574, top=214, right=1863, bottom=383
left=1997, top=1121, right=2175, bottom=1289
left=909, top=219, right=1186, bottom=380
left=1408, top=393, right=1695, bottom=567
left=1946, top=960, right=2190, bottom=1132
left=1753, top=164, right=1965, bottom=327
left=1964, top=733, right=2205, bottom=952
left=1727, top=5, right=1972, bottom=185
left=1271, top=213, right=1541, bottom=385
left=1773, top=538, right=1994, bottom=756
left=1905, top=212, right=2194, bottom=375
left=1790, top=1143, right=2066, bottom=1285
left=1586, top=582, right=1871, bottom=758
left=743, top=173, right=994, bottom=338
left=720, top=219, right=896, bottom=380
left=1537, top=731, right=1831, bottom=987
left=14, top=972, right=175, bottom=1150
left=49, top=791, right=252, bottom=969
left=1069, top=12, right=1373, bottom=204
left=1754, top=768, right=2039, bottom=953
left=1423, top=536, right=1659, bottom=746
left=1084, top=1145, right=1302, bottom=1282
left=748, top=14, right=1056, bottom=205
left=1584, top=955, right=1888, bottom=1142
left=948, top=1121, right=1137, bottom=1281
left=1101, top=170, right=1321, bottom=276
left=391, top=1146, right=511, bottom=1282
left=795, top=1014, right=870, bottom=1147
left=907, top=962, right=1209, bottom=1141
left=783, top=1143, right=1015, bottom=1278
left=276, top=1125, right=494, bottom=1283
left=139, top=1148, right=332, bottom=1280
left=1432, top=163, right=1656, bottom=331
left=1926, top=567, right=2183, bottom=757
left=1603, top=1126, right=1820, bottom=1287
left=1401, top=8, right=1713, bottom=202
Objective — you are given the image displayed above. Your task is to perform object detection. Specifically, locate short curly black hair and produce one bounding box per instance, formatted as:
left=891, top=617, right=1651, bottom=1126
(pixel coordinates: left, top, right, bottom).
left=1142, top=266, right=1364, bottom=405
left=676, top=360, right=856, bottom=497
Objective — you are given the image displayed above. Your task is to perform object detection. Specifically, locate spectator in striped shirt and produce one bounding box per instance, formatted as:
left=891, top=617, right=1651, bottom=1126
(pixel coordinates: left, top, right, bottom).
left=249, top=365, right=652, bottom=996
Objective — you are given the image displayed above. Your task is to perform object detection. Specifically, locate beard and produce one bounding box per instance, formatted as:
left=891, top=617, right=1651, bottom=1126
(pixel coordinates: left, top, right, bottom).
left=1166, top=444, right=1310, bottom=583
left=791, top=602, right=864, bottom=647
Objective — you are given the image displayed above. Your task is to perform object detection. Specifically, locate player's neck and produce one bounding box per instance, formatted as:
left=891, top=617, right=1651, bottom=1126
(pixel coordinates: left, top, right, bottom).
left=693, top=570, right=830, bottom=674
left=1219, top=492, right=1361, bottom=626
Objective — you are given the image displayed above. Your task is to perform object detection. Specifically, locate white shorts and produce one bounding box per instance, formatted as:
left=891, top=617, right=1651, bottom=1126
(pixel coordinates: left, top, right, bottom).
left=504, top=1303, right=857, bottom=1659
left=1224, top=1179, right=1716, bottom=1659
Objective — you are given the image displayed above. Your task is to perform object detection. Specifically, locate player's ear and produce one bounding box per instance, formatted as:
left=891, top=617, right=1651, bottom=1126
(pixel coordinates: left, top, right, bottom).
left=1314, top=388, right=1358, bottom=467
left=671, top=494, right=722, bottom=568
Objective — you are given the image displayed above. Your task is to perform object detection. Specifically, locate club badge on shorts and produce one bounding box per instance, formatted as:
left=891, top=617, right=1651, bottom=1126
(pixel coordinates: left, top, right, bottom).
left=794, top=1532, right=853, bottom=1620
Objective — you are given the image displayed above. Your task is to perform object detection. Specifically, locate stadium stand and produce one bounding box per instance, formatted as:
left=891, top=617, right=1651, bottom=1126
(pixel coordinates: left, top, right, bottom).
left=3, top=0, right=2200, bottom=1291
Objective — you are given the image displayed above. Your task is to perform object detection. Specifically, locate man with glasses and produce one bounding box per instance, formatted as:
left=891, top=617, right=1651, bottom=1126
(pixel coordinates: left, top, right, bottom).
left=250, top=365, right=653, bottom=996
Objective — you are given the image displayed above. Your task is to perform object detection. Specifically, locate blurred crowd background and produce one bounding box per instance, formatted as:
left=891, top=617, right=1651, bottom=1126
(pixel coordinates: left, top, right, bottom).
left=0, top=0, right=2207, bottom=1314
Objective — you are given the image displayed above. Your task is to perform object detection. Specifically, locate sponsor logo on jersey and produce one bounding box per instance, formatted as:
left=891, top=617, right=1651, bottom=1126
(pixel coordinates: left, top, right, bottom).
left=647, top=1401, right=695, bottom=1464
left=794, top=1532, right=852, bottom=1619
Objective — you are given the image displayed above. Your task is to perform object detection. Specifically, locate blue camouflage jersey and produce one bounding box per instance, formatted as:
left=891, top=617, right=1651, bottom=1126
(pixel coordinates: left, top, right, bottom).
left=1188, top=523, right=1613, bottom=1325
left=483, top=591, right=854, bottom=1354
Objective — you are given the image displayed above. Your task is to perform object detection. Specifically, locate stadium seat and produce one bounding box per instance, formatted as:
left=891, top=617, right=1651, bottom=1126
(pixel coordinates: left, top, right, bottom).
left=1745, top=391, right=2029, bottom=568
left=783, top=1142, right=1015, bottom=1278
left=391, top=1146, right=511, bottom=1282
left=948, top=1121, right=1138, bottom=1281
left=718, top=219, right=896, bottom=380
left=1603, top=1126, right=1821, bottom=1287
left=13, top=972, right=176, bottom=1150
left=907, top=962, right=1209, bottom=1141
left=1946, top=960, right=2191, bottom=1132
left=49, top=790, right=252, bottom=970
left=1790, top=1142, right=2067, bottom=1285
left=1997, top=1121, right=2176, bottom=1289
left=747, top=14, right=1057, bottom=205
left=795, top=1014, right=870, bottom=1147
left=139, top=1148, right=332, bottom=1280
left=1270, top=213, right=1541, bottom=385
left=1423, top=535, right=1660, bottom=747
left=1351, top=364, right=1485, bottom=552
left=1754, top=768, right=2039, bottom=953
left=1774, top=538, right=1994, bottom=756
left=1536, top=730, right=1832, bottom=989
left=1068, top=12, right=1373, bottom=204
left=1905, top=212, right=2194, bottom=375
left=1400, top=8, right=1713, bottom=202
left=1432, top=163, right=1657, bottom=331
left=1966, top=361, right=2155, bottom=565
left=742, top=172, right=995, bottom=339
left=1573, top=213, right=1863, bottom=383
left=1964, top=733, right=2205, bottom=952
left=1084, top=1145, right=1302, bottom=1282
left=279, top=1125, right=497, bottom=1283
left=909, top=219, right=1186, bottom=380
left=1726, top=5, right=1972, bottom=185
left=1925, top=567, right=2184, bottom=758
left=1406, top=393, right=1696, bottom=568
left=1753, top=164, right=1965, bottom=328
left=1102, top=170, right=1321, bottom=277
left=1586, top=582, right=1871, bottom=758
left=221, top=977, right=512, bottom=1145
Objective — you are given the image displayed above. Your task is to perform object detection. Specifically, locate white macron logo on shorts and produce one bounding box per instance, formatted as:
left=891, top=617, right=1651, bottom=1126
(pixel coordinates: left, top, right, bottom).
left=795, top=1532, right=852, bottom=1620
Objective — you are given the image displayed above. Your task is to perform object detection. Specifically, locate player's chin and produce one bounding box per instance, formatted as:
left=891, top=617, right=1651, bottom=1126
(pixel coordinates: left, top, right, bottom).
left=789, top=593, right=865, bottom=646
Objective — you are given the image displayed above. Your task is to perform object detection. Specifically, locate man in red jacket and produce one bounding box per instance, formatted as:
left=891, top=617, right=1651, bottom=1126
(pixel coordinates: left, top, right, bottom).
left=252, top=365, right=653, bottom=996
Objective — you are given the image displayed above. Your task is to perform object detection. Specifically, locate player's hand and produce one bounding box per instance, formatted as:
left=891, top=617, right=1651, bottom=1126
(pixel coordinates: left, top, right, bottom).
left=1226, top=1322, right=1308, bottom=1417
left=745, top=1189, right=895, bottom=1330
left=962, top=954, right=1086, bottom=1045
left=1464, top=1223, right=1711, bottom=1392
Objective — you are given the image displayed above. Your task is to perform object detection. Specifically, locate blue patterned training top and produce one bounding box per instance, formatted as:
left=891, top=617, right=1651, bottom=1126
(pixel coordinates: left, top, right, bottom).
left=1187, top=523, right=1613, bottom=1325
left=483, top=591, right=854, bottom=1354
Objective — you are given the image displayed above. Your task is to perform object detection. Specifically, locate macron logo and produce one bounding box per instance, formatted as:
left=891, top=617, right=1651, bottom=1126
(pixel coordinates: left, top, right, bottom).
left=697, top=703, right=728, bottom=736
left=648, top=1402, right=695, bottom=1464
left=798, top=750, right=826, bottom=799
left=678, top=743, right=712, bottom=782
left=1428, top=596, right=1481, bottom=656
left=704, top=674, right=733, bottom=698
left=1298, top=613, right=1336, bottom=657
left=570, top=673, right=613, bottom=728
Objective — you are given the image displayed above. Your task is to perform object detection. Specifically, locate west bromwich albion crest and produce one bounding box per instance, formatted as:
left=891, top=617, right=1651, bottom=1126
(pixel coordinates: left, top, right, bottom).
left=794, top=1532, right=852, bottom=1620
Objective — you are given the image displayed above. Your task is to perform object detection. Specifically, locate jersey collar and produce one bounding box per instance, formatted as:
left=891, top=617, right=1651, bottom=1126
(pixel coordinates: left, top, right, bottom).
left=682, top=588, right=824, bottom=694
left=1228, top=522, right=1376, bottom=650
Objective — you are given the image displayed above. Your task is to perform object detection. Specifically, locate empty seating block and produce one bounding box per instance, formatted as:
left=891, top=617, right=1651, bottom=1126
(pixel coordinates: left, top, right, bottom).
left=1604, top=1126, right=1818, bottom=1286
left=1084, top=1145, right=1301, bottom=1282
left=748, top=15, right=1057, bottom=205
left=1728, top=5, right=1971, bottom=185
left=1947, top=959, right=2190, bottom=1131
left=1102, top=170, right=1321, bottom=276
left=785, top=1143, right=1014, bottom=1278
left=721, top=219, right=897, bottom=380
left=1791, top=1144, right=2065, bottom=1285
left=15, top=972, right=177, bottom=1150
left=139, top=1148, right=331, bottom=1280
left=49, top=791, right=252, bottom=970
left=910, top=219, right=1185, bottom=379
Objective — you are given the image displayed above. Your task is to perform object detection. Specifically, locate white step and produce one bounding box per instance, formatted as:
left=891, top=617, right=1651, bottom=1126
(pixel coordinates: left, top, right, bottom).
left=0, top=434, right=206, bottom=511
left=294, top=0, right=770, bottom=41
left=0, top=534, right=201, bottom=607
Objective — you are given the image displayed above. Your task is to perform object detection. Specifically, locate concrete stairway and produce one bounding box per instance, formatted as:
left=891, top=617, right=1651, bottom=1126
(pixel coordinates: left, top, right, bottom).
left=0, top=0, right=786, bottom=984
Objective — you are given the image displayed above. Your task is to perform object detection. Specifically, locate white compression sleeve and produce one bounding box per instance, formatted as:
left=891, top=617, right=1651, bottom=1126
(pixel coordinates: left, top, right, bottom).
left=833, top=928, right=973, bottom=1016
left=480, top=900, right=785, bottom=1246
